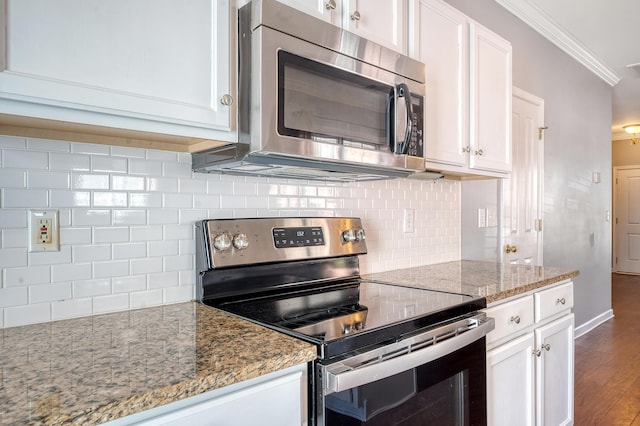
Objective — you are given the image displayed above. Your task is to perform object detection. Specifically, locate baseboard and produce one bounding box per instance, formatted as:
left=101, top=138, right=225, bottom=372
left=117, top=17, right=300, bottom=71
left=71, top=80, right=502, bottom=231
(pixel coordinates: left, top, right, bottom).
left=574, top=309, right=614, bottom=339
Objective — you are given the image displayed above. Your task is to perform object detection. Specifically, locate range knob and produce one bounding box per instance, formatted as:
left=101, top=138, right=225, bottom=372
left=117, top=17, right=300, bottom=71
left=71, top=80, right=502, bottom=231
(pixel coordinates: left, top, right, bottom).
left=212, top=233, right=232, bottom=251
left=341, top=229, right=356, bottom=243
left=355, top=228, right=366, bottom=241
left=232, top=233, right=249, bottom=250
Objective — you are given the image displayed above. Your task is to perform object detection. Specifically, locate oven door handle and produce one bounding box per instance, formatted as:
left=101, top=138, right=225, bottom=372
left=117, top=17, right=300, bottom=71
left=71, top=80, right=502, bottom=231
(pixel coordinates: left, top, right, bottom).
left=324, top=314, right=495, bottom=395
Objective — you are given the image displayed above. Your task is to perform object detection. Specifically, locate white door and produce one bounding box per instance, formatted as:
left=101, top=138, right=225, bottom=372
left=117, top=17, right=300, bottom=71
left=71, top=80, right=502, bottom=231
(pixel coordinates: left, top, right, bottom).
left=502, top=87, right=544, bottom=265
left=615, top=167, right=640, bottom=274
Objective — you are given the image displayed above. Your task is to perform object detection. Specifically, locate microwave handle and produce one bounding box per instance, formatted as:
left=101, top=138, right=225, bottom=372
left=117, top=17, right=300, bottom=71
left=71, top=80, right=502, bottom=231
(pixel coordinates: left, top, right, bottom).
left=390, top=84, right=413, bottom=154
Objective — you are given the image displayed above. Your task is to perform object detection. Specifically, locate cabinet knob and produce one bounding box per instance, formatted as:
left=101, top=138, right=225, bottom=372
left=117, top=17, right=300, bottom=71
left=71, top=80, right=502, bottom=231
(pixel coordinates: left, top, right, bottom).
left=509, top=315, right=521, bottom=324
left=325, top=0, right=336, bottom=10
left=556, top=297, right=566, bottom=305
left=542, top=343, right=551, bottom=352
left=350, top=10, right=361, bottom=21
left=475, top=149, right=484, bottom=156
left=220, top=94, right=233, bottom=106
left=532, top=349, right=542, bottom=357
left=462, top=146, right=471, bottom=153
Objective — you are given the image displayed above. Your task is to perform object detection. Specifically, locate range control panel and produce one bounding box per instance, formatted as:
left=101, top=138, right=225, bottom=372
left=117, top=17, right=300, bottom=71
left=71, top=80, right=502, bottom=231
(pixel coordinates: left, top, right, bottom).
left=196, top=217, right=368, bottom=270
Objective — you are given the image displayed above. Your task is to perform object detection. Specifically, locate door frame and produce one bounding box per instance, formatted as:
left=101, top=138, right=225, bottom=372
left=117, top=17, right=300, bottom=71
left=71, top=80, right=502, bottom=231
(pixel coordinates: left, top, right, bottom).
left=612, top=165, right=640, bottom=274
left=500, top=86, right=545, bottom=264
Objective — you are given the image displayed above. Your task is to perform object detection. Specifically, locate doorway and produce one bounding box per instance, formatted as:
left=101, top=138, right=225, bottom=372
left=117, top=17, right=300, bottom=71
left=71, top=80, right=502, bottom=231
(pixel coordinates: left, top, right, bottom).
left=613, top=166, right=640, bottom=274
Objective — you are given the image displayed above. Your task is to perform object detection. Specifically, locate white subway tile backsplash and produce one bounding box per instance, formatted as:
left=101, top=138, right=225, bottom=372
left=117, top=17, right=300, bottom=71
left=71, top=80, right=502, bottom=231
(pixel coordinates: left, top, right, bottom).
left=130, top=289, right=163, bottom=309
left=0, top=169, right=26, bottom=188
left=94, top=227, right=130, bottom=244
left=28, top=170, right=70, bottom=189
left=93, top=260, right=129, bottom=279
left=72, top=173, right=109, bottom=190
left=27, top=138, right=70, bottom=152
left=129, top=158, right=162, bottom=176
left=0, top=210, right=26, bottom=228
left=2, top=189, right=48, bottom=208
left=4, top=302, right=51, bottom=327
left=73, top=279, right=112, bottom=298
left=112, top=276, right=146, bottom=294
left=113, top=209, right=146, bottom=226
left=93, top=293, right=129, bottom=314
left=0, top=248, right=28, bottom=268
left=50, top=152, right=90, bottom=171
left=0, top=138, right=461, bottom=328
left=3, top=150, right=48, bottom=169
left=4, top=265, right=51, bottom=287
left=29, top=283, right=72, bottom=303
left=0, top=135, right=27, bottom=149
left=93, top=192, right=128, bottom=207
left=130, top=193, right=163, bottom=208
left=73, top=209, right=111, bottom=226
left=51, top=298, right=93, bottom=320
left=163, top=285, right=193, bottom=304
left=0, top=287, right=28, bottom=307
left=51, top=263, right=92, bottom=282
left=50, top=190, right=91, bottom=208
left=91, top=156, right=128, bottom=173
left=1, top=228, right=27, bottom=248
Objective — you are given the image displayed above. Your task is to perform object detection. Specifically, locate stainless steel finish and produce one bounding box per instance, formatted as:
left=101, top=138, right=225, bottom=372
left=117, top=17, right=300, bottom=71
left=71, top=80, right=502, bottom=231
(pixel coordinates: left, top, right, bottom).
left=542, top=343, right=551, bottom=351
left=557, top=297, right=566, bottom=305
left=322, top=313, right=495, bottom=395
left=475, top=149, right=484, bottom=156
left=197, top=217, right=367, bottom=270
left=191, top=0, right=430, bottom=182
left=232, top=233, right=249, bottom=250
left=350, top=10, right=361, bottom=21
left=325, top=0, right=336, bottom=10
left=213, top=233, right=232, bottom=251
left=510, top=315, right=521, bottom=324
left=533, top=349, right=542, bottom=357
left=462, top=146, right=471, bottom=153
left=220, top=94, right=233, bottom=106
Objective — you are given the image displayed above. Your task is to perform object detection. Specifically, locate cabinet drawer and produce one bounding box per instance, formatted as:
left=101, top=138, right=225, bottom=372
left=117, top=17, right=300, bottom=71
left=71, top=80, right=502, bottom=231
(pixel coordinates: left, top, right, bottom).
left=485, top=295, right=534, bottom=344
left=534, top=281, right=573, bottom=322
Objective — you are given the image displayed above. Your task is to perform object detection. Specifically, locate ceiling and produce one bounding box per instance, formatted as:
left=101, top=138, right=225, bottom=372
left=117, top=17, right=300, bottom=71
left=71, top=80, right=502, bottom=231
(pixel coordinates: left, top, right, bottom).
left=495, top=0, right=640, bottom=140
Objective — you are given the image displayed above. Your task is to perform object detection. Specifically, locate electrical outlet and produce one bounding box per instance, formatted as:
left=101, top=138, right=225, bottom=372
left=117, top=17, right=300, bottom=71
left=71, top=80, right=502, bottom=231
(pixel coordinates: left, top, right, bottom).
left=29, top=210, right=60, bottom=252
left=403, top=208, right=415, bottom=233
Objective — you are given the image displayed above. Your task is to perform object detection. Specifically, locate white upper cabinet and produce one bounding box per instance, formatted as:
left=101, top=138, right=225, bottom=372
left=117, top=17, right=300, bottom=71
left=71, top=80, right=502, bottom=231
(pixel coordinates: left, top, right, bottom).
left=410, top=0, right=512, bottom=177
left=0, top=0, right=235, bottom=144
left=279, top=0, right=407, bottom=54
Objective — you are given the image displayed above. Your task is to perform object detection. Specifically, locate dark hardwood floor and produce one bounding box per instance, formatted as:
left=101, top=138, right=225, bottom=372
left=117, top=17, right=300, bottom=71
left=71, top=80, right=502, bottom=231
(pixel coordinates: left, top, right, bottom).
left=574, top=273, right=640, bottom=425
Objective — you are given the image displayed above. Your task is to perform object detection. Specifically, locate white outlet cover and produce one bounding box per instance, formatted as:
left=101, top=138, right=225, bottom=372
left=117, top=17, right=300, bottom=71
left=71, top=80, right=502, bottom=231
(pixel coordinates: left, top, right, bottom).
left=28, top=209, right=60, bottom=252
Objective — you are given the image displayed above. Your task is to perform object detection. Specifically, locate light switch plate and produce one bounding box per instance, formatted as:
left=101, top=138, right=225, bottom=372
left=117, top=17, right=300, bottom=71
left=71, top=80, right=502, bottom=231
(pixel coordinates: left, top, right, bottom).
left=403, top=208, right=415, bottom=233
left=477, top=209, right=487, bottom=228
left=29, top=209, right=60, bottom=252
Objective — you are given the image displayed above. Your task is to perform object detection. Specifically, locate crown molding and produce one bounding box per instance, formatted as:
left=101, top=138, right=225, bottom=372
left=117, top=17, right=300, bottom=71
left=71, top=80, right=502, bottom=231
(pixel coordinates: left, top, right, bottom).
left=495, top=0, right=621, bottom=86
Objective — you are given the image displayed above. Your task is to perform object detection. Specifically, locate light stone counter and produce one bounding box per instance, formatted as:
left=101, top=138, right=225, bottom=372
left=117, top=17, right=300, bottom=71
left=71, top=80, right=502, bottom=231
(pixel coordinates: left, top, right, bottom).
left=0, top=302, right=317, bottom=425
left=365, top=260, right=579, bottom=304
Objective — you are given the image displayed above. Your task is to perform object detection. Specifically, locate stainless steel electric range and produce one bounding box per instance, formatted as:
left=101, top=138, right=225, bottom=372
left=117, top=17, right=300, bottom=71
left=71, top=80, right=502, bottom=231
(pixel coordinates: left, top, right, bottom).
left=196, top=217, right=494, bottom=426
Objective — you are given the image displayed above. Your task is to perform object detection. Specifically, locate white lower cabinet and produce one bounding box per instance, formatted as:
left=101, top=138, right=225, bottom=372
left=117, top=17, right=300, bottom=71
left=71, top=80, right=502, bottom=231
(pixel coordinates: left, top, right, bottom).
left=104, top=363, right=308, bottom=426
left=486, top=281, right=574, bottom=426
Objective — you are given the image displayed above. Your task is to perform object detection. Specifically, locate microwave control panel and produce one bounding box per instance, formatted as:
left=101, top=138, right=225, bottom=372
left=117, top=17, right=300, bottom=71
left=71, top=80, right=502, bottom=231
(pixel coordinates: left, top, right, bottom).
left=408, top=95, right=424, bottom=158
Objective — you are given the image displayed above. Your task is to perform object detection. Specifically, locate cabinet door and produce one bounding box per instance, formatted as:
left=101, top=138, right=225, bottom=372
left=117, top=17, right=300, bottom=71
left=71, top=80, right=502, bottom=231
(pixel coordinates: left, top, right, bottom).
left=343, top=0, right=407, bottom=53
left=535, top=314, right=574, bottom=426
left=469, top=21, right=512, bottom=173
left=1, top=0, right=233, bottom=139
left=487, top=333, right=535, bottom=426
left=276, top=0, right=341, bottom=25
left=414, top=0, right=468, bottom=168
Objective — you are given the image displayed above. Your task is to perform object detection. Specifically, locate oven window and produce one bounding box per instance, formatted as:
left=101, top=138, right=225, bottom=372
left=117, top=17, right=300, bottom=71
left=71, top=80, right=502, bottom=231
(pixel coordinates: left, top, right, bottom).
left=322, top=338, right=486, bottom=426
left=277, top=50, right=391, bottom=149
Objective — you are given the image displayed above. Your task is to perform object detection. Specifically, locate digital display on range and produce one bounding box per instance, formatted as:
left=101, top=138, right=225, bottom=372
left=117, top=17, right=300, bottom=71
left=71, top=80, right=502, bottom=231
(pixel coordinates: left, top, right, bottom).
left=273, top=227, right=325, bottom=248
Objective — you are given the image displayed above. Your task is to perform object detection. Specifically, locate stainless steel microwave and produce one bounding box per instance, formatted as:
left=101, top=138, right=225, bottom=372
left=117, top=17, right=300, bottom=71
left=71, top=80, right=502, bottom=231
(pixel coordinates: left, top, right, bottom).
left=193, top=0, right=433, bottom=181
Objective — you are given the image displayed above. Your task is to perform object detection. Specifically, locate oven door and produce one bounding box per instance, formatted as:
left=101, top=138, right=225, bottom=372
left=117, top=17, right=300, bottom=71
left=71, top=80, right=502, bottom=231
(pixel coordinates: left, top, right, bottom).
left=318, top=314, right=494, bottom=426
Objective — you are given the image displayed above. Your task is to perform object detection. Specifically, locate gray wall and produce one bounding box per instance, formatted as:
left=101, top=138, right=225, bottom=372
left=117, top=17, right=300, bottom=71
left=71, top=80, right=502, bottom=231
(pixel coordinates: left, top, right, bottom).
left=448, top=0, right=613, bottom=329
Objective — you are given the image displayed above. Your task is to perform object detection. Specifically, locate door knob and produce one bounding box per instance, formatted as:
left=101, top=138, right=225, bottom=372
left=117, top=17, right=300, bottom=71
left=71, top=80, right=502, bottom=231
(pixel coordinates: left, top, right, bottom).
left=505, top=244, right=518, bottom=253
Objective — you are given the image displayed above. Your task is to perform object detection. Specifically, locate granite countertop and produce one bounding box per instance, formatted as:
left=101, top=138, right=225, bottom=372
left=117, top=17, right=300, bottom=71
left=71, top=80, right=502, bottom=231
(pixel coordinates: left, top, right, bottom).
left=365, top=260, right=579, bottom=304
left=0, top=302, right=317, bottom=425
